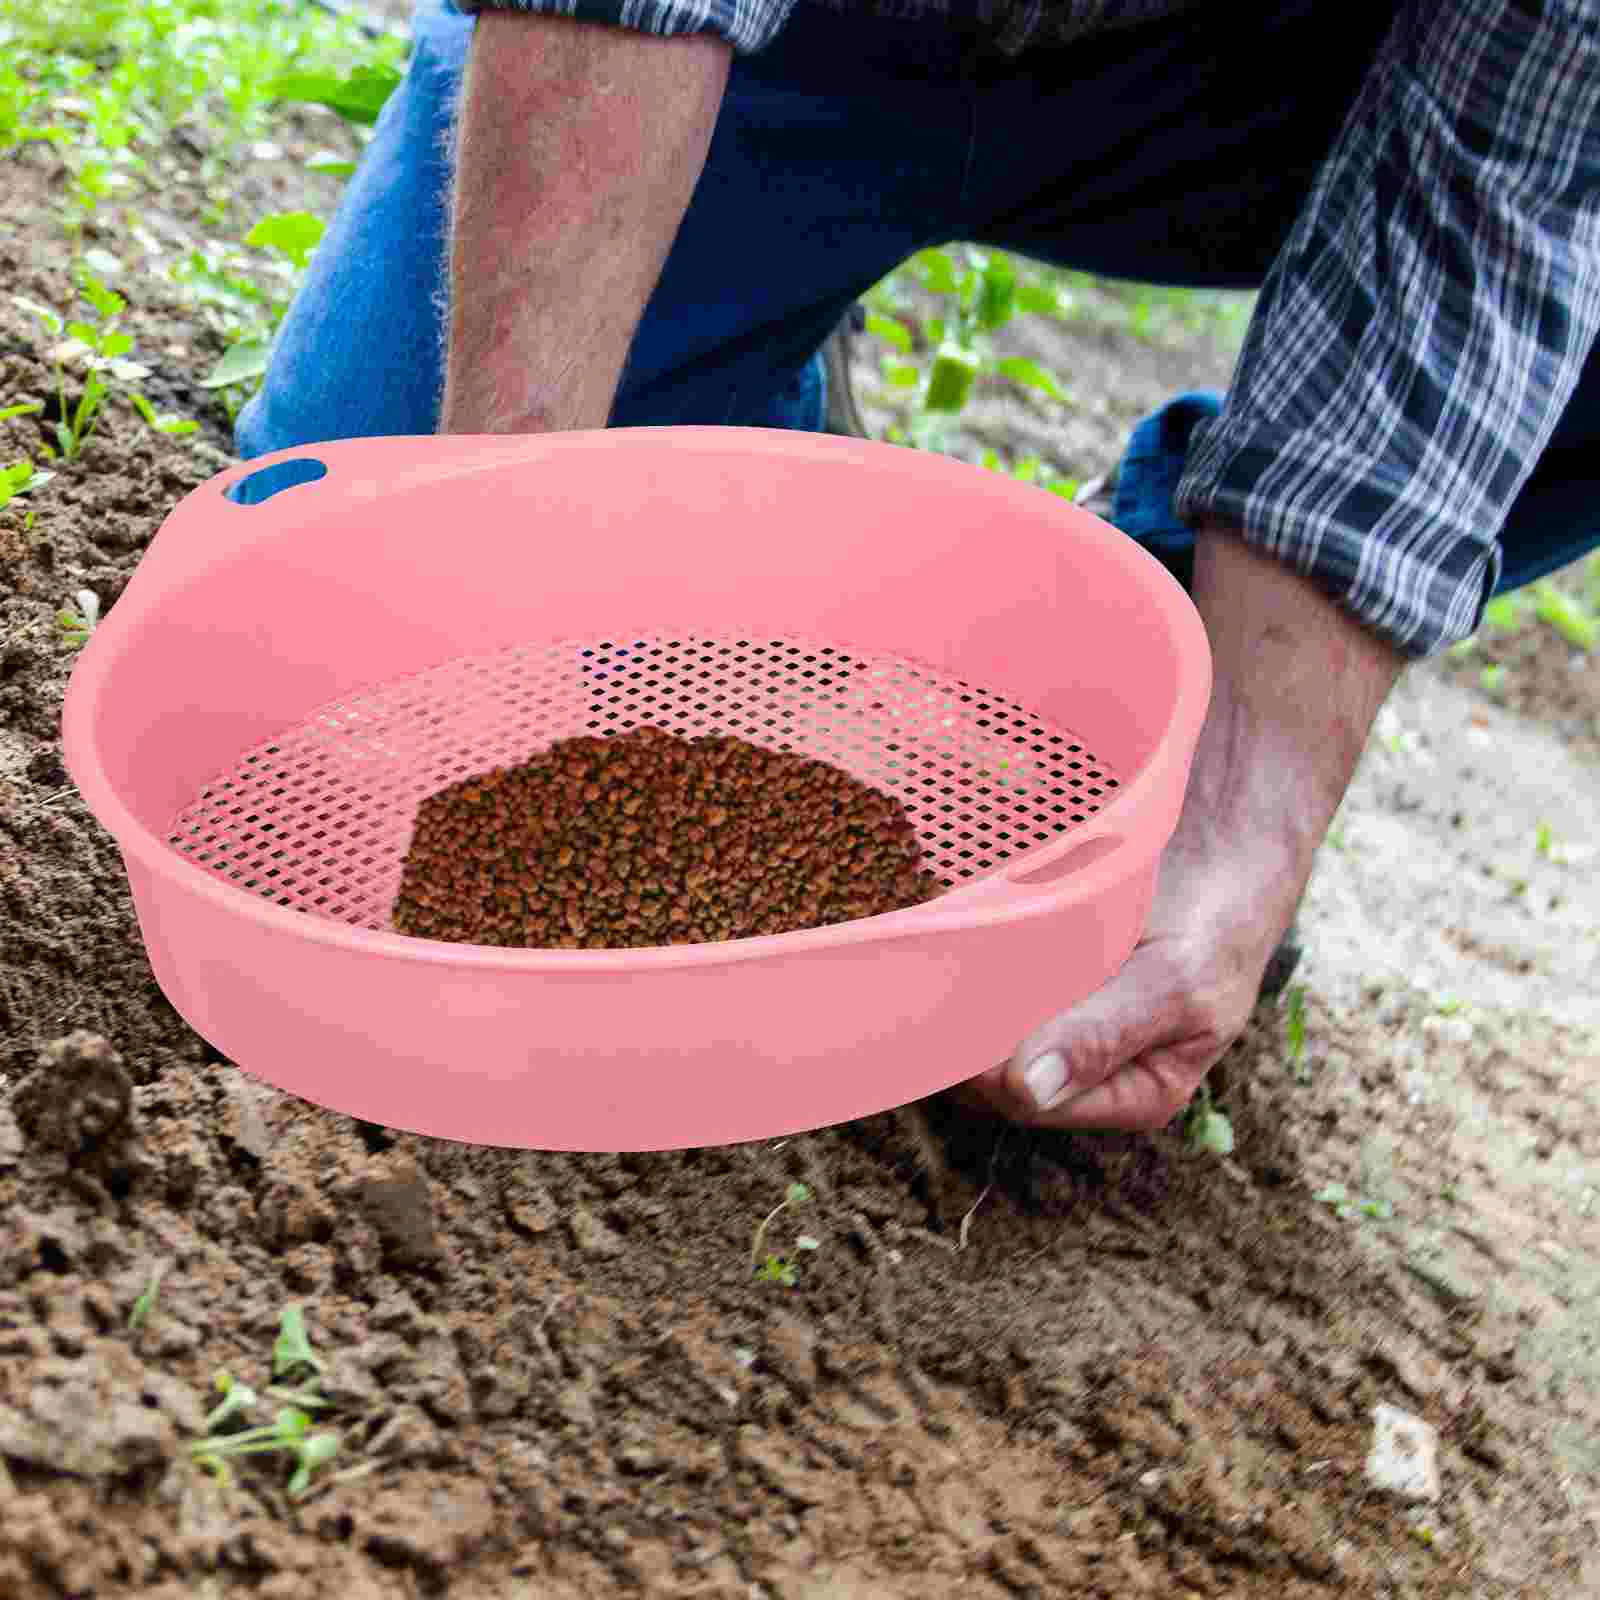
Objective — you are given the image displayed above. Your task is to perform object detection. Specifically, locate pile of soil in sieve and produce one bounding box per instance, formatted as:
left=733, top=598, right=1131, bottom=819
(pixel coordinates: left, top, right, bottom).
left=391, top=725, right=944, bottom=949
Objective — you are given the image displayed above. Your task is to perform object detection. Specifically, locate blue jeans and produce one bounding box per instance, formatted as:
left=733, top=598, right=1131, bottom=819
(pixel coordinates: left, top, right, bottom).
left=237, top=0, right=1599, bottom=596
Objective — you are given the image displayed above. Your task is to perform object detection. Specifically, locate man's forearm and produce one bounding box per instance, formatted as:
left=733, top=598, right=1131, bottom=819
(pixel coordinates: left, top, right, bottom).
left=1175, top=522, right=1407, bottom=892
left=441, top=14, right=730, bottom=436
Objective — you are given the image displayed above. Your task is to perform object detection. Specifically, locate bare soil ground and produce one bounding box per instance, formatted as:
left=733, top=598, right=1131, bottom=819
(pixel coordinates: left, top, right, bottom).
left=2, top=58, right=1597, bottom=1600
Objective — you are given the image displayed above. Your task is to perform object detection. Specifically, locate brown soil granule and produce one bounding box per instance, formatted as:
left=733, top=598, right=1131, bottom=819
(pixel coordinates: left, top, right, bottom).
left=392, top=725, right=943, bottom=949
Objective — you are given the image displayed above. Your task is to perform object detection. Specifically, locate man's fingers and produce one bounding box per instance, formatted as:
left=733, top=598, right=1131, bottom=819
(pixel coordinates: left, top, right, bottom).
left=958, top=940, right=1191, bottom=1126
left=1035, top=1046, right=1207, bottom=1132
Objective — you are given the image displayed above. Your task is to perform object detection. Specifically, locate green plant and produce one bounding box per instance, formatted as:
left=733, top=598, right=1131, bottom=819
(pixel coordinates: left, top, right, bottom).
left=1314, top=1182, right=1394, bottom=1223
left=1182, top=1081, right=1235, bottom=1156
left=56, top=589, right=100, bottom=647
left=188, top=1303, right=340, bottom=1498
left=0, top=62, right=69, bottom=153
left=1535, top=821, right=1555, bottom=859
left=751, top=1181, right=818, bottom=1287
left=274, top=1302, right=327, bottom=1378
left=0, top=459, right=54, bottom=510
left=11, top=274, right=175, bottom=459
left=199, top=210, right=328, bottom=399
left=267, top=61, right=401, bottom=128
left=1532, top=580, right=1598, bottom=652
left=1284, top=984, right=1310, bottom=1082
left=864, top=246, right=1074, bottom=459
left=130, top=393, right=199, bottom=437
left=1480, top=580, right=1597, bottom=652
left=128, top=1263, right=167, bottom=1331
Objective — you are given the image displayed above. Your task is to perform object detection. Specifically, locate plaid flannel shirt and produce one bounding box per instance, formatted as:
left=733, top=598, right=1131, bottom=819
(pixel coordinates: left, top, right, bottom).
left=455, top=0, right=1600, bottom=658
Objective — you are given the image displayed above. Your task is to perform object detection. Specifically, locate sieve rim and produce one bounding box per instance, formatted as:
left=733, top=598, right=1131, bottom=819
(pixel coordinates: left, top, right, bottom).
left=61, top=429, right=1209, bottom=972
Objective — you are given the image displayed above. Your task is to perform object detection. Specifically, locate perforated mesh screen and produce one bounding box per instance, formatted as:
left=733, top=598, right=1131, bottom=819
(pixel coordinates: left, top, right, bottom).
left=167, top=633, right=1121, bottom=932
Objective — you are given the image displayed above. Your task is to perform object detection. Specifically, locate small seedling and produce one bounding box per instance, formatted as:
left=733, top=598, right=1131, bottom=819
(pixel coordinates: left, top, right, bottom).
left=1532, top=580, right=1597, bottom=652
left=130, top=392, right=198, bottom=437
left=1535, top=821, right=1555, bottom=859
left=0, top=459, right=54, bottom=510
left=1483, top=593, right=1529, bottom=632
left=57, top=589, right=100, bottom=647
left=1284, top=984, right=1310, bottom=1083
left=274, top=1302, right=326, bottom=1378
left=188, top=1305, right=341, bottom=1499
left=200, top=211, right=329, bottom=396
left=1182, top=1082, right=1234, bottom=1157
left=1314, top=1182, right=1394, bottom=1223
left=751, top=1181, right=814, bottom=1287
left=863, top=245, right=1073, bottom=436
left=190, top=1397, right=340, bottom=1499
left=128, top=1262, right=167, bottom=1332
left=13, top=275, right=156, bottom=460
left=267, top=63, right=402, bottom=127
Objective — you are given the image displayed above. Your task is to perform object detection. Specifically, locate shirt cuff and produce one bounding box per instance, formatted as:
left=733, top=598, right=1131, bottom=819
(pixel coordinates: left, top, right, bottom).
left=449, top=0, right=796, bottom=55
left=1174, top=416, right=1501, bottom=662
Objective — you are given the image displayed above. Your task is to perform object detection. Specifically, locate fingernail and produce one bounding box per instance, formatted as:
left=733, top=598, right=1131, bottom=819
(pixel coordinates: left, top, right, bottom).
left=1023, top=1051, right=1069, bottom=1110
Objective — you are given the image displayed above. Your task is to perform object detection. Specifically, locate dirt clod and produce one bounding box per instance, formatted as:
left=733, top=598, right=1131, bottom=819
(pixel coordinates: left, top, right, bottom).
left=12, top=1032, right=133, bottom=1156
left=349, top=1157, right=441, bottom=1270
left=392, top=724, right=942, bottom=949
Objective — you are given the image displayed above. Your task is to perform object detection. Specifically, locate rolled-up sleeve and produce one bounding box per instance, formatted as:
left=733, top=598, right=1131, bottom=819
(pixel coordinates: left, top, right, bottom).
left=1175, top=1, right=1600, bottom=659
left=451, top=0, right=798, bottom=55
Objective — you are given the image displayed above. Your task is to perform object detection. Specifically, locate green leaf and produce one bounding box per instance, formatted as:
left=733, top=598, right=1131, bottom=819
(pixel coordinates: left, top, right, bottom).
left=995, top=356, right=1069, bottom=404
left=200, top=338, right=270, bottom=390
left=288, top=1433, right=341, bottom=1497
left=1532, top=581, right=1597, bottom=651
left=245, top=211, right=326, bottom=271
left=1482, top=593, right=1527, bottom=631
left=131, top=392, right=196, bottom=434
left=66, top=320, right=99, bottom=346
left=306, top=153, right=357, bottom=180
left=923, top=346, right=980, bottom=414
left=12, top=296, right=63, bottom=336
left=0, top=403, right=43, bottom=422
left=977, top=254, right=1017, bottom=331
left=1011, top=456, right=1040, bottom=484
left=128, top=1264, right=167, bottom=1332
left=1015, top=282, right=1063, bottom=317
left=78, top=275, right=124, bottom=319
left=266, top=64, right=402, bottom=127
left=785, top=1183, right=811, bottom=1205
left=881, top=361, right=919, bottom=389
left=863, top=311, right=912, bottom=355
left=100, top=331, right=135, bottom=359
left=274, top=1303, right=326, bottom=1377
left=915, top=248, right=960, bottom=296
left=1189, top=1109, right=1234, bottom=1156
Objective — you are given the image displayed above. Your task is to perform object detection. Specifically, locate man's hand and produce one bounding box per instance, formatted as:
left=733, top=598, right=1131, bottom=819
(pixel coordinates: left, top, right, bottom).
left=956, top=522, right=1407, bottom=1132
left=442, top=14, right=730, bottom=436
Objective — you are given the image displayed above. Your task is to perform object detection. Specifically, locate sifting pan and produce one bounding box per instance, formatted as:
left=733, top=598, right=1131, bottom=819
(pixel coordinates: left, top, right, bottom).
left=60, top=429, right=1211, bottom=1151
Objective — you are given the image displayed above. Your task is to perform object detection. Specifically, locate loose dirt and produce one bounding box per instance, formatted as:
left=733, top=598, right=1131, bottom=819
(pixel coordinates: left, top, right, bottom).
left=2, top=51, right=1597, bottom=1600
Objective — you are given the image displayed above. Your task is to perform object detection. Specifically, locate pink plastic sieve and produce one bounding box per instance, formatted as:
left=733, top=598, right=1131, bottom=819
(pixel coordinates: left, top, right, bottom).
left=60, top=430, right=1211, bottom=1151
